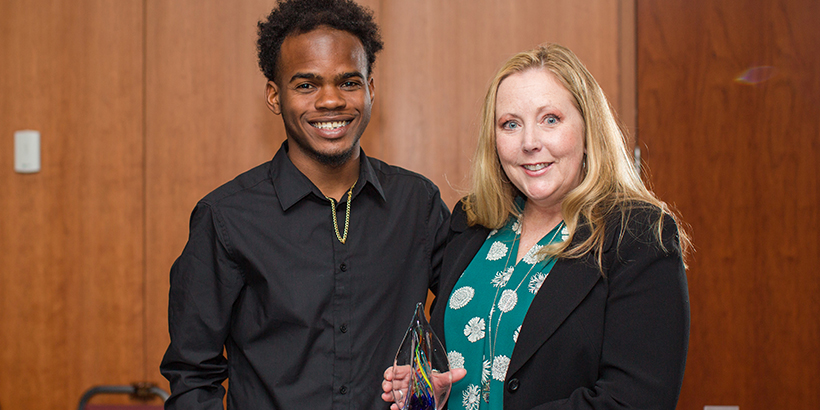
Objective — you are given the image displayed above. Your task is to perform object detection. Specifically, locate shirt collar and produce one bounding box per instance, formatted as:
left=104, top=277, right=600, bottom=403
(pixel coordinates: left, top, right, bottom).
left=271, top=141, right=386, bottom=211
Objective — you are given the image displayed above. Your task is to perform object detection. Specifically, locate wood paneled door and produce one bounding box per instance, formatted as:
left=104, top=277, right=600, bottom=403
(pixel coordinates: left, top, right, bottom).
left=637, top=0, right=820, bottom=408
left=0, top=1, right=146, bottom=409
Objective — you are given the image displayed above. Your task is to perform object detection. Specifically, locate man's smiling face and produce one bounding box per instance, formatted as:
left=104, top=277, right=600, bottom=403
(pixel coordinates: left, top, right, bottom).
left=266, top=26, right=374, bottom=169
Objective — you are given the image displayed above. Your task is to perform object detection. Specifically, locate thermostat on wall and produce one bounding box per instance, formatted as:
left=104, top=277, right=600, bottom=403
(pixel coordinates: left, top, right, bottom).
left=14, top=130, right=40, bottom=173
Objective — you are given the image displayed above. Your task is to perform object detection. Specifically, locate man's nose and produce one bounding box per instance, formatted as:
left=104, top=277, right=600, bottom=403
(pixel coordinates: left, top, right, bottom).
left=316, top=86, right=345, bottom=110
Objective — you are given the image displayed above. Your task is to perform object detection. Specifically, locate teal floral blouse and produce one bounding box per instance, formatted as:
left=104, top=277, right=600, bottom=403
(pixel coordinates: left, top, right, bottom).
left=444, top=211, right=567, bottom=410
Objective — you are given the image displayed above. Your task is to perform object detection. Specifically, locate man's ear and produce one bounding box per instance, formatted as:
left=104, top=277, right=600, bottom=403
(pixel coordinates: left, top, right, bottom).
left=368, top=76, right=375, bottom=103
left=265, top=81, right=281, bottom=115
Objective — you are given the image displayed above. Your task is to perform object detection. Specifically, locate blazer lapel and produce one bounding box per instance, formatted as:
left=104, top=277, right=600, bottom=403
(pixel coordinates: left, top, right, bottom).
left=507, top=257, right=602, bottom=376
left=433, top=224, right=488, bottom=346
left=441, top=228, right=487, bottom=299
left=506, top=211, right=620, bottom=377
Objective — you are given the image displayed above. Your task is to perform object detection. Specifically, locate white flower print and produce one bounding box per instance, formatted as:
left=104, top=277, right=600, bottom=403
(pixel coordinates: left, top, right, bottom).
left=481, top=359, right=491, bottom=383
left=529, top=272, right=548, bottom=294
left=497, top=289, right=518, bottom=312
left=513, top=325, right=521, bottom=343
left=492, top=355, right=511, bottom=381
left=487, top=229, right=498, bottom=238
left=486, top=241, right=508, bottom=261
left=464, top=317, right=486, bottom=342
left=521, top=244, right=545, bottom=265
left=449, top=286, right=475, bottom=310
left=448, top=351, right=465, bottom=369
left=491, top=266, right=515, bottom=288
left=561, top=225, right=569, bottom=241
left=462, top=384, right=481, bottom=410
left=511, top=218, right=522, bottom=234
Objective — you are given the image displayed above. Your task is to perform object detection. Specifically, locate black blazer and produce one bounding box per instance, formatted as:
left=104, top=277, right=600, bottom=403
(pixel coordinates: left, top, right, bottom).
left=430, top=202, right=689, bottom=410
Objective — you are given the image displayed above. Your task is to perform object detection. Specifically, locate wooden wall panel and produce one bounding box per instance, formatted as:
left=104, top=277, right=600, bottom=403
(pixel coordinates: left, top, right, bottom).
left=637, top=0, right=820, bottom=408
left=143, top=0, right=283, bottom=387
left=1, top=0, right=635, bottom=406
left=374, top=0, right=634, bottom=206
left=143, top=0, right=634, bottom=387
left=0, top=1, right=145, bottom=409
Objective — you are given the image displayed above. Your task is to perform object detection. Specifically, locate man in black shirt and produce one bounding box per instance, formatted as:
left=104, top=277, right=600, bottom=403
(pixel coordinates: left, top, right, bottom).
left=159, top=0, right=450, bottom=408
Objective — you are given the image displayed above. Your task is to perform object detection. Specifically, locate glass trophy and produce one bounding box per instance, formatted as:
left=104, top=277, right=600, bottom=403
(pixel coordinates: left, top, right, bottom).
left=392, top=302, right=452, bottom=410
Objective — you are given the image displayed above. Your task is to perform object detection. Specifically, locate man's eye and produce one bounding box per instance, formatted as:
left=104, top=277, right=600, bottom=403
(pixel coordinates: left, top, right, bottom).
left=341, top=81, right=361, bottom=89
left=295, top=83, right=314, bottom=90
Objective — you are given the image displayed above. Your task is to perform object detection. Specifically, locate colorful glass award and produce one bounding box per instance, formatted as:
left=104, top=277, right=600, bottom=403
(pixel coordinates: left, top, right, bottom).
left=392, top=303, right=452, bottom=410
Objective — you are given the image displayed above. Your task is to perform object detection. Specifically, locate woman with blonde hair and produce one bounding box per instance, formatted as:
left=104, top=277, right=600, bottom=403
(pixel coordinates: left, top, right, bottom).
left=384, top=43, right=690, bottom=410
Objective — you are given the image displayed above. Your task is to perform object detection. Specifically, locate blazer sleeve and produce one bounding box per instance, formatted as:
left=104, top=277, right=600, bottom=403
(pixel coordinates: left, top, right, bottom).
left=534, top=211, right=690, bottom=410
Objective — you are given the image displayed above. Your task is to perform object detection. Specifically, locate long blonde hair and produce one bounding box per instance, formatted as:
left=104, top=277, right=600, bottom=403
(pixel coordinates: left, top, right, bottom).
left=464, top=43, right=690, bottom=267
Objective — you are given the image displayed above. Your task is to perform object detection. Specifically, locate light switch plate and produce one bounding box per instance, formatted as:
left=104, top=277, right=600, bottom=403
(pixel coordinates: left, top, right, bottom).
left=14, top=130, right=40, bottom=173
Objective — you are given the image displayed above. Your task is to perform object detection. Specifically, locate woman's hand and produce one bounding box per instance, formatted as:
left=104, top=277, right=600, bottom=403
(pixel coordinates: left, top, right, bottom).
left=381, top=365, right=467, bottom=410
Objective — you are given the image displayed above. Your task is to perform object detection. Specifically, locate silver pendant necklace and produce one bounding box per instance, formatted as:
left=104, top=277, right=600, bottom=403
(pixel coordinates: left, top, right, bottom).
left=481, top=219, right=565, bottom=403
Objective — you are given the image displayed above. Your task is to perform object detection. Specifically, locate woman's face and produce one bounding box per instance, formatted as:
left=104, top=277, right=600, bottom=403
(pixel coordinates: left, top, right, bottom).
left=495, top=69, right=586, bottom=211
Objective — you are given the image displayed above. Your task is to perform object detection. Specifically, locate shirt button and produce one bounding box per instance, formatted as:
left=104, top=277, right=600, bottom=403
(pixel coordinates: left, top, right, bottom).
left=339, top=385, right=348, bottom=395
left=507, top=378, right=520, bottom=392
left=340, top=324, right=348, bottom=333
left=340, top=263, right=347, bottom=272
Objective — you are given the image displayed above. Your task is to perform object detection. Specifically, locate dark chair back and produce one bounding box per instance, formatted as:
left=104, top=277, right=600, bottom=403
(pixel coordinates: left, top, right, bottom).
left=77, top=383, right=168, bottom=410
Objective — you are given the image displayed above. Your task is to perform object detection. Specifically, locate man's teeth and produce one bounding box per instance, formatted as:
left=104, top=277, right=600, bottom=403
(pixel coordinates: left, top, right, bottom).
left=523, top=163, right=548, bottom=171
left=312, top=121, right=349, bottom=130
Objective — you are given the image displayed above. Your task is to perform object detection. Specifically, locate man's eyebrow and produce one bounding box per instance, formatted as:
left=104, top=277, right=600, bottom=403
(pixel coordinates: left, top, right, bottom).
left=288, top=71, right=366, bottom=83
left=336, top=72, right=365, bottom=81
left=289, top=72, right=321, bottom=82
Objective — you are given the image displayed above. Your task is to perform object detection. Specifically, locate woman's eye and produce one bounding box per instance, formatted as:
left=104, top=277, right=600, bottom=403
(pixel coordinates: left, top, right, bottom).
left=502, top=121, right=520, bottom=130
left=545, top=115, right=559, bottom=125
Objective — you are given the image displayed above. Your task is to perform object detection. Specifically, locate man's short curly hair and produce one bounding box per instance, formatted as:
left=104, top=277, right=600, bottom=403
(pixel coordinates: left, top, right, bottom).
left=257, top=0, right=383, bottom=83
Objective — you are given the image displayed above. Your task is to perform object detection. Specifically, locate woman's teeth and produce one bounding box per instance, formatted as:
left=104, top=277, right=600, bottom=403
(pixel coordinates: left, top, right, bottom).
left=312, top=121, right=349, bottom=130
left=523, top=163, right=548, bottom=171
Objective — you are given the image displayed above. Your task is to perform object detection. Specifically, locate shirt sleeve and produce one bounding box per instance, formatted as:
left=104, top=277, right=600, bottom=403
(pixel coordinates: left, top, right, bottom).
left=539, top=212, right=690, bottom=410
left=160, top=202, right=245, bottom=409
left=427, top=186, right=451, bottom=297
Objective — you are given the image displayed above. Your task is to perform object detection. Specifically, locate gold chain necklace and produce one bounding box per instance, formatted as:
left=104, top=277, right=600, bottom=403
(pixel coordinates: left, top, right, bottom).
left=325, top=179, right=357, bottom=244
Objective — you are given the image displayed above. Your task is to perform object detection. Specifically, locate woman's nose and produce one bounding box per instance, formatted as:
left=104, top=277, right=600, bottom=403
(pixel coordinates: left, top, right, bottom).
left=521, top=127, right=541, bottom=152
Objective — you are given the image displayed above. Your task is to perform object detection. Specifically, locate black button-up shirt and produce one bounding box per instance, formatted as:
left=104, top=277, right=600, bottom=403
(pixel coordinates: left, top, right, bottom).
left=161, top=142, right=450, bottom=409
